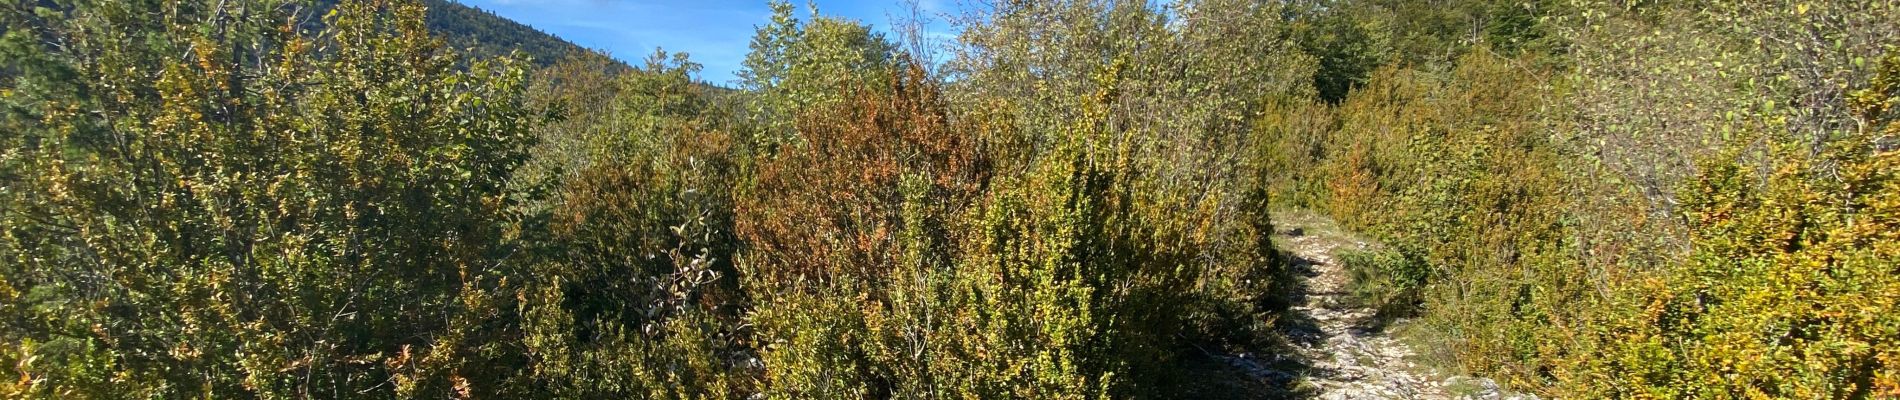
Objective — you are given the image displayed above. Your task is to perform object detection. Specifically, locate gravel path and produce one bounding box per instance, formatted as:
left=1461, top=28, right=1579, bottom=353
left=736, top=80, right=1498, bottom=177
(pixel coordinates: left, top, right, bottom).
left=1216, top=211, right=1538, bottom=400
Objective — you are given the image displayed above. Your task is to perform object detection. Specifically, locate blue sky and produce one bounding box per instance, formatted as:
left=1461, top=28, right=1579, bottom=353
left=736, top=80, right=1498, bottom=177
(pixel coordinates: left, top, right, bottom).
left=455, top=0, right=956, bottom=85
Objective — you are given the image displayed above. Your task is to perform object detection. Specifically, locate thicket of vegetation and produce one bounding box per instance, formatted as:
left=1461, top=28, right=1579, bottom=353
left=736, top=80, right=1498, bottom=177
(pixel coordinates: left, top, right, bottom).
left=1259, top=0, right=1899, bottom=398
left=1, top=0, right=1894, bottom=398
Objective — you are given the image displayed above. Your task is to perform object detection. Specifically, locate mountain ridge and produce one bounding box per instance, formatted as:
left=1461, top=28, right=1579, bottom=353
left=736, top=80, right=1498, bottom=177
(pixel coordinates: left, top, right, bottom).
left=421, top=0, right=609, bottom=67
left=309, top=0, right=620, bottom=68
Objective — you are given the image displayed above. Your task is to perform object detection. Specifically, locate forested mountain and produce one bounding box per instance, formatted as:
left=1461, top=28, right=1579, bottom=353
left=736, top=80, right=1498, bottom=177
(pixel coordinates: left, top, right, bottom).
left=318, top=0, right=606, bottom=67
left=418, top=0, right=597, bottom=67
left=1, top=0, right=1895, bottom=399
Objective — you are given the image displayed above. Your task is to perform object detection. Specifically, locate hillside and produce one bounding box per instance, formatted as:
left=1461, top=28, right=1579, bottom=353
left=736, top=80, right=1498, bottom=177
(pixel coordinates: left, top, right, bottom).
left=421, top=0, right=596, bottom=67
left=310, top=0, right=606, bottom=67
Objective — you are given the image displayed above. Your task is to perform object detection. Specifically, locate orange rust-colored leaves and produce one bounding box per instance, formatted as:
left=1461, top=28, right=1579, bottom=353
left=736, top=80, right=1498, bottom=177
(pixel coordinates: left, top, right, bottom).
left=738, top=65, right=990, bottom=285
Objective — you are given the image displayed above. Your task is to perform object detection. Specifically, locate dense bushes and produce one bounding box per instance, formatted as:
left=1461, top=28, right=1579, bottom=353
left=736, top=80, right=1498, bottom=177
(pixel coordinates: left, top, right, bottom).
left=0, top=1, right=536, bottom=396
left=1261, top=49, right=1591, bottom=386
left=1, top=0, right=1303, bottom=397
left=1572, top=50, right=1900, bottom=399
left=1337, top=247, right=1427, bottom=319
left=736, top=65, right=1003, bottom=396
left=511, top=52, right=752, bottom=398
left=1261, top=0, right=1900, bottom=397
left=732, top=0, right=1310, bottom=393
left=6, top=0, right=1894, bottom=398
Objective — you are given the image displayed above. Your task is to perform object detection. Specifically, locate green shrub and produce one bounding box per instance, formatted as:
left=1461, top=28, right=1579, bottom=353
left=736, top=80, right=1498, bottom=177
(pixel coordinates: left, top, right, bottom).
left=1564, top=48, right=1900, bottom=400
left=511, top=52, right=751, bottom=398
left=727, top=0, right=1315, bottom=395
left=0, top=1, right=536, bottom=396
left=46, top=0, right=1900, bottom=398
left=1337, top=248, right=1429, bottom=318
left=1256, top=1, right=1900, bottom=395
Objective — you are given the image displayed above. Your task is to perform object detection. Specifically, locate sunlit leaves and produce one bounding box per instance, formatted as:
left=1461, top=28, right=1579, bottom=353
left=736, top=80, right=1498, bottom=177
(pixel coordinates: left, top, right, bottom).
left=0, top=0, right=535, bottom=397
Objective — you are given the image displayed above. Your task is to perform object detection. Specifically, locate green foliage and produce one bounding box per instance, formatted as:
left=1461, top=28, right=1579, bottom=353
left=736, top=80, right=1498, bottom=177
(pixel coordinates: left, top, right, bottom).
left=728, top=0, right=1317, bottom=395
left=1268, top=50, right=1590, bottom=388
left=10, top=0, right=1893, bottom=398
left=734, top=65, right=987, bottom=397
left=1290, top=1, right=1394, bottom=103
left=1337, top=247, right=1428, bottom=318
left=1258, top=0, right=1900, bottom=397
left=511, top=51, right=750, bottom=399
left=733, top=63, right=1171, bottom=397
left=0, top=0, right=535, bottom=396
left=1288, top=0, right=1564, bottom=102
left=949, top=0, right=1314, bottom=349
left=737, top=1, right=897, bottom=148
left=1248, top=99, right=1335, bottom=206
left=1565, top=49, right=1900, bottom=399
left=2, top=0, right=1313, bottom=396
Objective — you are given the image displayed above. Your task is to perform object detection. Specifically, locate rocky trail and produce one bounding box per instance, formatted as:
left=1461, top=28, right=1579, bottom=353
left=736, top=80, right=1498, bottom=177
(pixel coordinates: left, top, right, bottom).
left=1187, top=210, right=1537, bottom=399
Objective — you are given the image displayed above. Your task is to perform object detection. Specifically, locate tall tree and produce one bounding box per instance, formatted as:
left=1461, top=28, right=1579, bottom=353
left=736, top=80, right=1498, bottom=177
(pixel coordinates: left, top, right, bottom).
left=737, top=0, right=897, bottom=149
